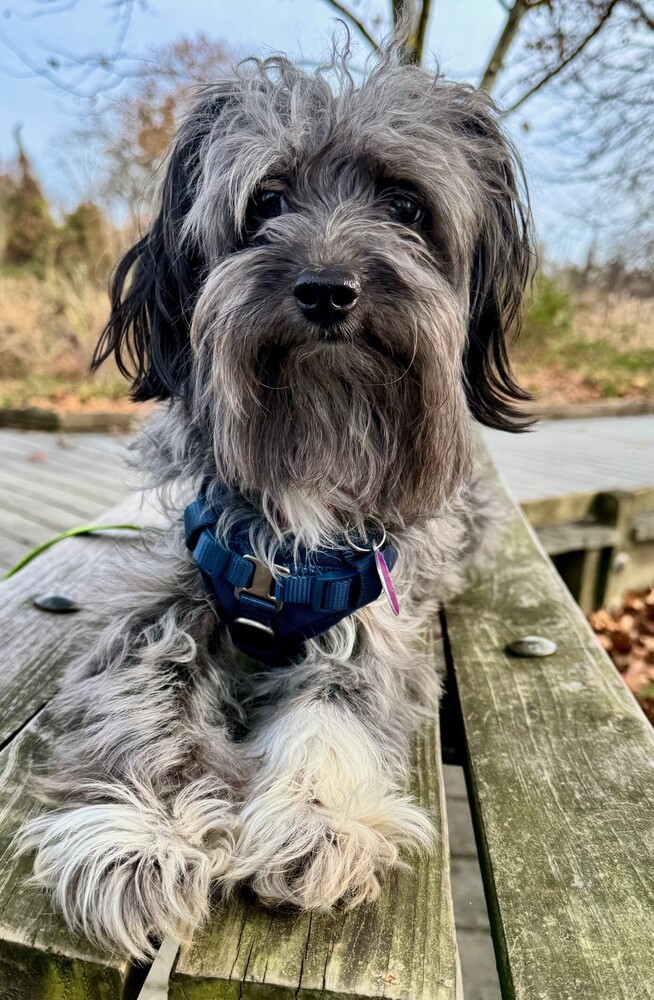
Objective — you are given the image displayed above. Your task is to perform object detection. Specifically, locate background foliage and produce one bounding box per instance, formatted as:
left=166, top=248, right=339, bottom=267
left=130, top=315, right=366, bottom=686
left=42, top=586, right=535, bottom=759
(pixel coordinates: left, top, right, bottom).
left=0, top=1, right=652, bottom=410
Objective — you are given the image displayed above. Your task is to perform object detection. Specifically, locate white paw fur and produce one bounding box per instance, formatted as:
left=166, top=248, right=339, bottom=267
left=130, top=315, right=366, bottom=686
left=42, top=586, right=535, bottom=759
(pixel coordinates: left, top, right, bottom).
left=19, top=776, right=239, bottom=959
left=226, top=701, right=434, bottom=909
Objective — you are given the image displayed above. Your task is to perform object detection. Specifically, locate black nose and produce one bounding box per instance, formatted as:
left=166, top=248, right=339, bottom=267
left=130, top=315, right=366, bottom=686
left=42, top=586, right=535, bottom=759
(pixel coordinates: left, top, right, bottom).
left=293, top=269, right=360, bottom=325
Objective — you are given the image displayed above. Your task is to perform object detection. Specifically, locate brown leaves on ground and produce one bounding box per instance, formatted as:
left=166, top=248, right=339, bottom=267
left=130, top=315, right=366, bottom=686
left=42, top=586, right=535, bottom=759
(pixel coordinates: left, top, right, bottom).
left=589, top=584, right=654, bottom=724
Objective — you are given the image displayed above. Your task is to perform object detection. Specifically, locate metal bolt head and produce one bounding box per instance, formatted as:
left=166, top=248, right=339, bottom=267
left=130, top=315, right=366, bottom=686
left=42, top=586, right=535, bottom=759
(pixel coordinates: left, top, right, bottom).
left=33, top=594, right=81, bottom=614
left=507, top=635, right=557, bottom=658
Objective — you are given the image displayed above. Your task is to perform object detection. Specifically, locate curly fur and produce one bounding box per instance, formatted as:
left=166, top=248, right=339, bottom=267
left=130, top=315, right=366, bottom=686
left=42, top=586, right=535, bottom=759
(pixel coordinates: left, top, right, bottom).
left=19, top=34, right=532, bottom=960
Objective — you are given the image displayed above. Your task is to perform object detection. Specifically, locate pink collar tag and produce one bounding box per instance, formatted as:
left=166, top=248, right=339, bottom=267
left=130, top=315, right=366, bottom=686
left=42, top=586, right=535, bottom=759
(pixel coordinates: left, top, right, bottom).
left=374, top=546, right=400, bottom=616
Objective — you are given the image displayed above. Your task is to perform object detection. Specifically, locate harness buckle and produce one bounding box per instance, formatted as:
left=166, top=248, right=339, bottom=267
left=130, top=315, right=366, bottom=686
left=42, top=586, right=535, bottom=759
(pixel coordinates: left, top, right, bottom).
left=235, top=555, right=290, bottom=610
left=231, top=556, right=290, bottom=655
left=231, top=616, right=277, bottom=653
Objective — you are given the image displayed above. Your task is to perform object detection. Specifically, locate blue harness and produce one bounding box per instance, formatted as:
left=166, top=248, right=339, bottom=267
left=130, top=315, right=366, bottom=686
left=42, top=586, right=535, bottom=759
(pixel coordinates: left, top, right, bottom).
left=184, top=490, right=397, bottom=665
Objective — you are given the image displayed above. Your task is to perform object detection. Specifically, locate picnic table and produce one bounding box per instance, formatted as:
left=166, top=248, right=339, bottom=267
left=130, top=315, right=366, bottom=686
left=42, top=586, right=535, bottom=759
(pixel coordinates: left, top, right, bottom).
left=0, top=449, right=653, bottom=999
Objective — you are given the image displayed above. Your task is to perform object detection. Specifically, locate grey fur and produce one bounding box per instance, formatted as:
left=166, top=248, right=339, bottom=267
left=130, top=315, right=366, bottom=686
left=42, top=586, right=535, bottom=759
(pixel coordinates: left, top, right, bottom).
left=19, top=38, right=532, bottom=959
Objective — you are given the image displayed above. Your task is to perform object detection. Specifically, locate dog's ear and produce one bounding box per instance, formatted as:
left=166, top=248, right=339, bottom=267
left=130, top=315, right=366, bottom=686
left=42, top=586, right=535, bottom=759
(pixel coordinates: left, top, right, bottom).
left=92, top=89, right=230, bottom=402
left=460, top=96, right=534, bottom=431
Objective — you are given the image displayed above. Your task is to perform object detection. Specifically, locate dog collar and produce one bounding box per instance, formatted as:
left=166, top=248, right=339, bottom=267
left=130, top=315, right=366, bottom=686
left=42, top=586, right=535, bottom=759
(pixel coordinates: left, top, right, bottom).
left=184, top=490, right=397, bottom=665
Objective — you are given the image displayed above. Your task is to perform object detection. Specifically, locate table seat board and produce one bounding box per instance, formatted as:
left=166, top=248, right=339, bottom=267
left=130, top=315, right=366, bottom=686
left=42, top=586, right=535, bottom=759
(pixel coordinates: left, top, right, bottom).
left=447, top=462, right=654, bottom=999
left=0, top=495, right=159, bottom=997
left=0, top=494, right=460, bottom=1000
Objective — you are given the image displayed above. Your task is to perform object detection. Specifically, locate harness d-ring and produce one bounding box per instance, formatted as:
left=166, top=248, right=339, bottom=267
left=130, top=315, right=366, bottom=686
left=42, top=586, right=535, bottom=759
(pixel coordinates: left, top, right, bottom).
left=344, top=517, right=387, bottom=553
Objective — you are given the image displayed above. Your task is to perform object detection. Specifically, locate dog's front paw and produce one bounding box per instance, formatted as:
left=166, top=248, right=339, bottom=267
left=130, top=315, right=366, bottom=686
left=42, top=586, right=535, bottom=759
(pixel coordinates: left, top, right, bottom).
left=227, top=779, right=434, bottom=910
left=19, top=777, right=239, bottom=958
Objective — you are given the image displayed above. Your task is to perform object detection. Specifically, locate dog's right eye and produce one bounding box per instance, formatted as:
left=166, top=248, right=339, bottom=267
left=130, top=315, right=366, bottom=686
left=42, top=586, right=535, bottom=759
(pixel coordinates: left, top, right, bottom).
left=249, top=189, right=286, bottom=228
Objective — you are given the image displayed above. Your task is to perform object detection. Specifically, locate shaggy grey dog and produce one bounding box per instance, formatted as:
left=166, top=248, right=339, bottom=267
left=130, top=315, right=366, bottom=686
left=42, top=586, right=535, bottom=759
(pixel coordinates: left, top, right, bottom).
left=21, top=38, right=532, bottom=959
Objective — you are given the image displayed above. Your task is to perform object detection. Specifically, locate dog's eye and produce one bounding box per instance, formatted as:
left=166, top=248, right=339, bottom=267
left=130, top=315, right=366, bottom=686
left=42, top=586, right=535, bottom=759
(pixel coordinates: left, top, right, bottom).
left=386, top=193, right=423, bottom=226
left=250, top=189, right=286, bottom=226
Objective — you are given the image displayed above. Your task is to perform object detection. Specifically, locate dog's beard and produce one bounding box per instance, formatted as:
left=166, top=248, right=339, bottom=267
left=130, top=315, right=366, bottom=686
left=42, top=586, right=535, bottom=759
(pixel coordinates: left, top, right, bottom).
left=190, top=250, right=473, bottom=524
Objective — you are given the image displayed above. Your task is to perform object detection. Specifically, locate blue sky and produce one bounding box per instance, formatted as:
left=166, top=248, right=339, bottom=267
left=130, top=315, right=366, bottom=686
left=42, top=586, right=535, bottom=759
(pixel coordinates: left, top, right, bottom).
left=0, top=0, right=593, bottom=263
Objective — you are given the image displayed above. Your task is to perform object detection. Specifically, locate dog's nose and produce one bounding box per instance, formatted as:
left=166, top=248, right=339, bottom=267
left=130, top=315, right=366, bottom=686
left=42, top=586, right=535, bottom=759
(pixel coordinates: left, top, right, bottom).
left=293, top=269, right=360, bottom=325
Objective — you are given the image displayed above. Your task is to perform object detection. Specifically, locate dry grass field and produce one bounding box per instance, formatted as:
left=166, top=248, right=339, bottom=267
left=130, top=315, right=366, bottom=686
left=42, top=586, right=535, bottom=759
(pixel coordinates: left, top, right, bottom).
left=513, top=278, right=654, bottom=405
left=0, top=270, right=652, bottom=411
left=0, top=272, right=129, bottom=410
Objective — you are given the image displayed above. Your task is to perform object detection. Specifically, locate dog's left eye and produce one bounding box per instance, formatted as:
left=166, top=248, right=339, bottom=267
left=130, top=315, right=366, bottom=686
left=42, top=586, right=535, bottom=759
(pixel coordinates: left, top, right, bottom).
left=386, top=193, right=423, bottom=226
left=250, top=189, right=287, bottom=226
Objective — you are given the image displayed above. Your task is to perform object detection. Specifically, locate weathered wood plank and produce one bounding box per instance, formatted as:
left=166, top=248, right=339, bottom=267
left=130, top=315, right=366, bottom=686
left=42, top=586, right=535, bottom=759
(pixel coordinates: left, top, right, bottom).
left=0, top=445, right=131, bottom=497
left=483, top=415, right=654, bottom=502
left=521, top=491, right=601, bottom=529
left=0, top=496, right=148, bottom=746
left=171, top=638, right=461, bottom=1000
left=0, top=428, right=129, bottom=466
left=0, top=409, right=136, bottom=433
left=0, top=495, right=164, bottom=995
left=0, top=471, right=110, bottom=521
left=534, top=521, right=617, bottom=557
left=0, top=461, right=128, bottom=509
left=0, top=483, right=106, bottom=535
left=0, top=506, right=55, bottom=548
left=446, top=455, right=654, bottom=1000
left=0, top=535, right=25, bottom=574
left=0, top=710, right=130, bottom=998
left=633, top=509, right=654, bottom=543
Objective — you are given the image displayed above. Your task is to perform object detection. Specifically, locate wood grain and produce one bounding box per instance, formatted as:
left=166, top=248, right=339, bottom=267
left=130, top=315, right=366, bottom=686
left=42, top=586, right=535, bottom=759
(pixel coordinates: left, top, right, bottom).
left=0, top=495, right=150, bottom=746
left=446, top=458, right=654, bottom=999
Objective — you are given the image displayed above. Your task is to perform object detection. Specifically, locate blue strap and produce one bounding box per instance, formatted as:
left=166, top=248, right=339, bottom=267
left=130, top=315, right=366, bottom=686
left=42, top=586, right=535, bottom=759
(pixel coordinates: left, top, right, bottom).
left=184, top=499, right=215, bottom=546
left=184, top=491, right=397, bottom=664
left=277, top=568, right=358, bottom=611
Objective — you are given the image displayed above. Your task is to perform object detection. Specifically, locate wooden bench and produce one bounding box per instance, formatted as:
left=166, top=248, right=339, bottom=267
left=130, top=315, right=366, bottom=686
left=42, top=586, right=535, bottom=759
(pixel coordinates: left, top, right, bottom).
left=523, top=486, right=654, bottom=613
left=1, top=452, right=653, bottom=999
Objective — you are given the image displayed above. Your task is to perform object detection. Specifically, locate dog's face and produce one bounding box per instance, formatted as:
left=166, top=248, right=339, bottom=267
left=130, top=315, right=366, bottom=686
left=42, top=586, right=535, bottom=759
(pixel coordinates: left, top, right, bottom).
left=96, top=54, right=532, bottom=522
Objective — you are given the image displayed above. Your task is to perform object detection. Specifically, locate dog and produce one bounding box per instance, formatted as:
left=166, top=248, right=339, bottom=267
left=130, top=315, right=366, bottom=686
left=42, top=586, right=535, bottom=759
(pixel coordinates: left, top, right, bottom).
left=20, top=36, right=532, bottom=960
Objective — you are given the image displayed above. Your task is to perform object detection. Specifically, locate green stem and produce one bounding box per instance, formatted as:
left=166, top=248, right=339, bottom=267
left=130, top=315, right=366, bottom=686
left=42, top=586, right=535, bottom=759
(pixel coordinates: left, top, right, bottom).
left=2, top=524, right=142, bottom=580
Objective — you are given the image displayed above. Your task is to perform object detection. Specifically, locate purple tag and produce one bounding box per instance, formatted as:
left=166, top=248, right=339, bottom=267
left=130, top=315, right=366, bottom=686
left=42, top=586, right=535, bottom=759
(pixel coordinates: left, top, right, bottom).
left=374, top=547, right=400, bottom=616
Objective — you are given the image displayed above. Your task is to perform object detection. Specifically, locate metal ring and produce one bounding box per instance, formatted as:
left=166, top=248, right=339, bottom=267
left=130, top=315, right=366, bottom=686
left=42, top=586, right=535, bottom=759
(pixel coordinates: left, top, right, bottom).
left=344, top=518, right=387, bottom=553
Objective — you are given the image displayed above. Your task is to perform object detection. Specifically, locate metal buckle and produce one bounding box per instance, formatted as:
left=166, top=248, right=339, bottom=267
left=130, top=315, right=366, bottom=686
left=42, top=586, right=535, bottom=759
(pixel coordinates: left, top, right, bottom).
left=235, top=555, right=290, bottom=610
left=231, top=617, right=277, bottom=651
left=232, top=557, right=290, bottom=656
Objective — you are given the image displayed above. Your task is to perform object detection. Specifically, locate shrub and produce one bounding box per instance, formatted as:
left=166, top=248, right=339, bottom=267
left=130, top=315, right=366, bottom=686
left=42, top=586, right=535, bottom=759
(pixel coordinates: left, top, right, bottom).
left=55, top=201, right=115, bottom=284
left=520, top=272, right=573, bottom=346
left=1, top=144, right=57, bottom=275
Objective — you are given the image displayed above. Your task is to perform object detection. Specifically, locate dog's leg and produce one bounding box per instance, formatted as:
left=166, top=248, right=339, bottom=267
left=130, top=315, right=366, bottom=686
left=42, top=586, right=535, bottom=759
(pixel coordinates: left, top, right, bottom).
left=229, top=632, right=439, bottom=910
left=20, top=594, right=244, bottom=959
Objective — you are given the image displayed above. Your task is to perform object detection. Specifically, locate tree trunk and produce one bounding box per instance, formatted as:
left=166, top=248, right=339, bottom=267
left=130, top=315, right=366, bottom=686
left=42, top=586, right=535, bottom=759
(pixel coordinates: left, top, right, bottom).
left=479, top=0, right=530, bottom=93
left=392, top=0, right=421, bottom=65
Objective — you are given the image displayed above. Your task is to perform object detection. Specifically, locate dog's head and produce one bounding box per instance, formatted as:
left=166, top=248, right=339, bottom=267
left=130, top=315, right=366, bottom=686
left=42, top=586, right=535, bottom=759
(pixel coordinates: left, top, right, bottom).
left=95, top=50, right=532, bottom=522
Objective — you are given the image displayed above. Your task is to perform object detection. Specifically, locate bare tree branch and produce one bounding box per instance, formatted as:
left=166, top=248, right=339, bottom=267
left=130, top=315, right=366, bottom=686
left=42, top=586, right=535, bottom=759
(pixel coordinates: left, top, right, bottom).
left=414, top=0, right=433, bottom=63
left=320, top=0, right=380, bottom=51
left=479, top=0, right=548, bottom=92
left=0, top=0, right=143, bottom=97
left=9, top=0, right=81, bottom=21
left=504, top=0, right=620, bottom=112
left=624, top=0, right=654, bottom=30
left=389, top=0, right=431, bottom=65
